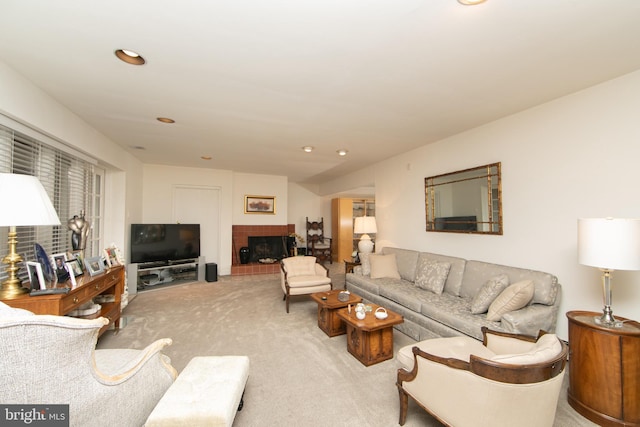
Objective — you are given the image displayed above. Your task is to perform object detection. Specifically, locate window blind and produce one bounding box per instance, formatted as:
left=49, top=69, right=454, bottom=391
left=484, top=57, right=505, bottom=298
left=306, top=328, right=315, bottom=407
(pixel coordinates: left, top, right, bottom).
left=0, top=123, right=103, bottom=284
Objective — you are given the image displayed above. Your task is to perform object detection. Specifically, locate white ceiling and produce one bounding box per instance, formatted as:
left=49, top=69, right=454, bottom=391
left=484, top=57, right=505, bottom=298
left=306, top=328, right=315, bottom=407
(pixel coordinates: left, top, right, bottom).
left=1, top=1, right=640, bottom=185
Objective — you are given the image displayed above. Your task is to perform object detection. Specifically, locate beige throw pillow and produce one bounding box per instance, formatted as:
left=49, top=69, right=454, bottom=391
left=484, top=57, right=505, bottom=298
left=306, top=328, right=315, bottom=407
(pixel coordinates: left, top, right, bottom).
left=369, top=254, right=401, bottom=279
left=470, top=274, right=510, bottom=314
left=414, top=259, right=451, bottom=295
left=487, top=280, right=534, bottom=321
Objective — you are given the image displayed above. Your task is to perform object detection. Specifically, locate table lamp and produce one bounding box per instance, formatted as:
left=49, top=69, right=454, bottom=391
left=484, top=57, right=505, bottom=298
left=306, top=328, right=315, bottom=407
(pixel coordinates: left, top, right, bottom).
left=354, top=216, right=377, bottom=254
left=0, top=173, right=61, bottom=299
left=577, top=217, right=640, bottom=328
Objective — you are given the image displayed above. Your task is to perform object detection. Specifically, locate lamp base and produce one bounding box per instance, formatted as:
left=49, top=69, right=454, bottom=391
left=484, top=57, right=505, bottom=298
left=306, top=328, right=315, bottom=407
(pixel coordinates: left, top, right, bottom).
left=1, top=227, right=30, bottom=299
left=0, top=279, right=29, bottom=300
left=358, top=235, right=374, bottom=254
left=594, top=307, right=623, bottom=328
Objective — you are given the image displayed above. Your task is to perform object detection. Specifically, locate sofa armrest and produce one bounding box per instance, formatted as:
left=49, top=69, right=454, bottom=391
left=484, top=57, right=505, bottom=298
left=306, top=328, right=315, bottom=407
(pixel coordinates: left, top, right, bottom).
left=501, top=305, right=558, bottom=336
left=93, top=338, right=177, bottom=385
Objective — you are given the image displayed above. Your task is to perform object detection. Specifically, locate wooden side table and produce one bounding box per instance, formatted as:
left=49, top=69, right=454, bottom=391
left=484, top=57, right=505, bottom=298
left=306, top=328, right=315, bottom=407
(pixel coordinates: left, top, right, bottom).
left=566, top=310, right=640, bottom=427
left=337, top=304, right=404, bottom=366
left=344, top=259, right=360, bottom=274
left=309, top=290, right=362, bottom=337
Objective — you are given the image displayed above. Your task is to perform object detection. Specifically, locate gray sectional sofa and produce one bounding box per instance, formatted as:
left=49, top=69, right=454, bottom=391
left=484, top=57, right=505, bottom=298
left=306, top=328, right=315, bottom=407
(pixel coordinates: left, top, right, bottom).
left=345, top=247, right=561, bottom=341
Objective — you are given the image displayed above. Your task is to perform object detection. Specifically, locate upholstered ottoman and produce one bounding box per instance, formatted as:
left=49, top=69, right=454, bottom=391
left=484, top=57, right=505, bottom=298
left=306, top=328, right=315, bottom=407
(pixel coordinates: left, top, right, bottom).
left=146, top=356, right=250, bottom=427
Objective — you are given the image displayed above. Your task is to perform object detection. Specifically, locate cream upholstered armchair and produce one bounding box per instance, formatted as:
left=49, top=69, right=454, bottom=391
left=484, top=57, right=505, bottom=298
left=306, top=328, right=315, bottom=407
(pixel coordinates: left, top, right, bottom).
left=396, top=327, right=568, bottom=427
left=280, top=256, right=332, bottom=312
left=0, top=301, right=177, bottom=427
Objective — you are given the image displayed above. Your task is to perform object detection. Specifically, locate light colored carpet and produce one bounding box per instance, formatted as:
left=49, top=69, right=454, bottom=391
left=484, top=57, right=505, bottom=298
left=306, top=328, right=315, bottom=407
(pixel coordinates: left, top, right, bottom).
left=97, top=263, right=596, bottom=427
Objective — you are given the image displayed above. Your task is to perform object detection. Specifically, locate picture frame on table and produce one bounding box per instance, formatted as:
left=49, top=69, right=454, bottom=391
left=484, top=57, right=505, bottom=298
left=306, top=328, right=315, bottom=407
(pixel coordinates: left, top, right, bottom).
left=67, top=251, right=84, bottom=273
left=84, top=256, right=104, bottom=277
left=65, top=262, right=79, bottom=288
left=26, top=261, right=46, bottom=290
left=51, top=252, right=70, bottom=283
left=103, top=246, right=120, bottom=267
left=244, top=195, right=276, bottom=214
left=66, top=258, right=84, bottom=277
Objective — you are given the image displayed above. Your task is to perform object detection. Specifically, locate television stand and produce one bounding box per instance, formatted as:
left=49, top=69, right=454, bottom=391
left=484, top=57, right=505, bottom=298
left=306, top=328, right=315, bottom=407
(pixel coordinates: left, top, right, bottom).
left=128, top=257, right=205, bottom=294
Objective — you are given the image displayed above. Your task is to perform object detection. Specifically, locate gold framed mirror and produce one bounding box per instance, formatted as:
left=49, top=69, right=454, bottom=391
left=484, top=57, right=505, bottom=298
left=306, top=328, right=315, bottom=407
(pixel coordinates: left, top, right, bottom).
left=425, top=162, right=502, bottom=234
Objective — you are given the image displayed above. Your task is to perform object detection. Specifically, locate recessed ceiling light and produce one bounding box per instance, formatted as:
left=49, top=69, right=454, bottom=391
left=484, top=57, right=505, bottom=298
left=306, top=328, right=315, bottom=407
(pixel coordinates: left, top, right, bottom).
left=157, top=117, right=175, bottom=124
left=302, top=146, right=314, bottom=153
left=457, top=0, right=487, bottom=5
left=337, top=149, right=348, bottom=156
left=201, top=156, right=212, bottom=160
left=115, top=49, right=146, bottom=65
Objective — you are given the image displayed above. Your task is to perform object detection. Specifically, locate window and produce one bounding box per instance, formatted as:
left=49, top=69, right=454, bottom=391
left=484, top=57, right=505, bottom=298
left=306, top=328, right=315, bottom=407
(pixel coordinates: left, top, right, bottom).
left=0, top=123, right=104, bottom=284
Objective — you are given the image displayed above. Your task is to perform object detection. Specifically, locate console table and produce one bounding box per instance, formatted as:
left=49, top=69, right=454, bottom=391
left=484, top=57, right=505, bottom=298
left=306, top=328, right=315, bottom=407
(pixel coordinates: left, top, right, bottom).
left=1, top=265, right=124, bottom=337
left=566, top=310, right=640, bottom=427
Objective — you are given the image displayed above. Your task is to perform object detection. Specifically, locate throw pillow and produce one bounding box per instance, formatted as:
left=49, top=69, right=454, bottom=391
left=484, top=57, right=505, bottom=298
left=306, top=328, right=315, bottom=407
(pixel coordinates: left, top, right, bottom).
left=486, top=280, right=534, bottom=321
left=414, top=259, right=451, bottom=295
left=369, top=254, right=401, bottom=279
left=470, top=274, right=510, bottom=314
left=359, top=252, right=371, bottom=276
left=490, top=334, right=562, bottom=364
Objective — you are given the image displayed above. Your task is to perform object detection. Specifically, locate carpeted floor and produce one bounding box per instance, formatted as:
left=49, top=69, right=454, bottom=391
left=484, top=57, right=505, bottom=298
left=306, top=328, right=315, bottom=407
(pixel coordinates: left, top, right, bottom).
left=97, top=263, right=596, bottom=426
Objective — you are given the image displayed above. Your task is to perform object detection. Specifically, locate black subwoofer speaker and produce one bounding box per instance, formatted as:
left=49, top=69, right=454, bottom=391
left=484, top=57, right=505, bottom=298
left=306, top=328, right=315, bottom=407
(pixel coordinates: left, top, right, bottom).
left=205, top=263, right=218, bottom=282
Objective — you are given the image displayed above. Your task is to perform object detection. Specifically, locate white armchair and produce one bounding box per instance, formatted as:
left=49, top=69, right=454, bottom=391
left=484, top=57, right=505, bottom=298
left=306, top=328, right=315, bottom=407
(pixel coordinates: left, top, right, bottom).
left=0, top=301, right=177, bottom=427
left=280, top=256, right=332, bottom=312
left=396, top=327, right=568, bottom=427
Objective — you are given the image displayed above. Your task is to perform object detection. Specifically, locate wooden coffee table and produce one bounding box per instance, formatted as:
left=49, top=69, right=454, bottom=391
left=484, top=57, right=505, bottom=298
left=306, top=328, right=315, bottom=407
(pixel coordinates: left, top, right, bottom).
left=310, top=290, right=362, bottom=337
left=336, top=304, right=404, bottom=366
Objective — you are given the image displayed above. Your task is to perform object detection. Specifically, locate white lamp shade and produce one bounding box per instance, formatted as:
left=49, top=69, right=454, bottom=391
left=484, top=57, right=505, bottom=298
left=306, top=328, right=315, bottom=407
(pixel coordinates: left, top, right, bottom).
left=354, top=216, right=377, bottom=234
left=0, top=173, right=61, bottom=226
left=578, top=218, right=640, bottom=270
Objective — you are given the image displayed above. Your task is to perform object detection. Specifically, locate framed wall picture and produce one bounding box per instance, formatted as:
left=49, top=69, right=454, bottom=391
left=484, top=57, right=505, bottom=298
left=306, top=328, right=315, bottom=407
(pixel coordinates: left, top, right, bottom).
left=26, top=261, right=46, bottom=290
left=84, top=256, right=104, bottom=277
left=244, top=195, right=276, bottom=214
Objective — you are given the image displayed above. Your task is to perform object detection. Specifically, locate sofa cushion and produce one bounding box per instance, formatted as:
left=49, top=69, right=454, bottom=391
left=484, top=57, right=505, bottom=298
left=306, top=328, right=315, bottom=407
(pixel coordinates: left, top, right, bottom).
left=397, top=336, right=496, bottom=371
left=381, top=247, right=420, bottom=282
left=459, top=260, right=559, bottom=306
left=282, top=257, right=316, bottom=277
left=487, top=280, right=534, bottom=321
left=369, top=254, right=401, bottom=279
left=490, top=333, right=561, bottom=364
left=416, top=252, right=466, bottom=296
left=415, top=259, right=451, bottom=295
left=418, top=293, right=502, bottom=340
left=379, top=281, right=425, bottom=312
left=470, top=274, right=509, bottom=314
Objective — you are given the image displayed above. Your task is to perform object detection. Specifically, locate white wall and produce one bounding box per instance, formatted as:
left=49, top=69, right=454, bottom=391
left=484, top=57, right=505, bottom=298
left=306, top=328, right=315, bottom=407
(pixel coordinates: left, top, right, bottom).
left=0, top=61, right=142, bottom=256
left=232, top=172, right=288, bottom=225
left=287, top=182, right=333, bottom=240
left=373, top=70, right=640, bottom=339
left=142, top=164, right=234, bottom=275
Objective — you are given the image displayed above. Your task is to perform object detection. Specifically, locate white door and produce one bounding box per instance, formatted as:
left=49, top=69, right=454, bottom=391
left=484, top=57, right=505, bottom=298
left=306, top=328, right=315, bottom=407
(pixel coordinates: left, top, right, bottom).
left=173, top=186, right=220, bottom=265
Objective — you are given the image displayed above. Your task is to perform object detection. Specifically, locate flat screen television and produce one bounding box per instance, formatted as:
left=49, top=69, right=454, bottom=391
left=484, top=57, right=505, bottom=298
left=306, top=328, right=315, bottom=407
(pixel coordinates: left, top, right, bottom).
left=130, top=224, right=200, bottom=264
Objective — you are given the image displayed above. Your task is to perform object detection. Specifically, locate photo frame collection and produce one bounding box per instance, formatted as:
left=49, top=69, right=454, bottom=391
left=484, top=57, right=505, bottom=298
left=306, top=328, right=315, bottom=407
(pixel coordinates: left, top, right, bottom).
left=27, top=243, right=125, bottom=289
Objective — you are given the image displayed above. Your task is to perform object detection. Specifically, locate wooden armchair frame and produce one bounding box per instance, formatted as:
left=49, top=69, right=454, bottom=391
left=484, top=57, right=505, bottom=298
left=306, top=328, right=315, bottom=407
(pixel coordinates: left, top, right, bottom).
left=396, top=327, right=568, bottom=426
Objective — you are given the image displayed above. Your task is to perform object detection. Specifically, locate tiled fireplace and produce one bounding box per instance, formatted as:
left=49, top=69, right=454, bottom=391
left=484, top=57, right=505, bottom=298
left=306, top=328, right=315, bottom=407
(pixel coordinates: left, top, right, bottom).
left=231, top=224, right=295, bottom=275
